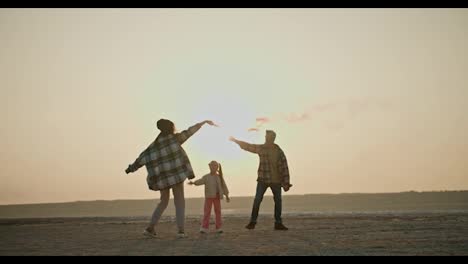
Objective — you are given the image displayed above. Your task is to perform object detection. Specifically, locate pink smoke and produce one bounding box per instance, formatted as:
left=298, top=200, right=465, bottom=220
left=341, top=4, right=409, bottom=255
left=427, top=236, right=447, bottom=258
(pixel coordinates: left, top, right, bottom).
left=246, top=98, right=393, bottom=132
left=284, top=112, right=311, bottom=123
left=256, top=117, right=271, bottom=125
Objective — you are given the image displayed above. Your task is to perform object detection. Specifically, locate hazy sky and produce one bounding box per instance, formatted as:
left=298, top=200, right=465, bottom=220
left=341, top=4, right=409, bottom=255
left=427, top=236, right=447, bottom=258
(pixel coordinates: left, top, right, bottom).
left=1, top=9, right=468, bottom=205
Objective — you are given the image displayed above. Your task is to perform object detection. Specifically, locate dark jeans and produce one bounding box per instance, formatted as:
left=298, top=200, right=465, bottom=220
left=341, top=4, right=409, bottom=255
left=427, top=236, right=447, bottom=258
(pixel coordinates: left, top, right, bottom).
left=250, top=181, right=282, bottom=224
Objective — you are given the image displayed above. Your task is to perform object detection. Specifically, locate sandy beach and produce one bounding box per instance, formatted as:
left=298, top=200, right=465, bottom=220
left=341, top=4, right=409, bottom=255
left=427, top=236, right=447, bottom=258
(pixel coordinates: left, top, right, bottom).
left=3, top=7, right=468, bottom=257
left=1, top=213, right=467, bottom=256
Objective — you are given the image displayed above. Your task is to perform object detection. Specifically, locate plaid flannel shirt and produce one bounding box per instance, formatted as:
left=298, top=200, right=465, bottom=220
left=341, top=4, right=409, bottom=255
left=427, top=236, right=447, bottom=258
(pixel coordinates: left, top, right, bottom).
left=129, top=123, right=203, bottom=191
left=237, top=141, right=290, bottom=185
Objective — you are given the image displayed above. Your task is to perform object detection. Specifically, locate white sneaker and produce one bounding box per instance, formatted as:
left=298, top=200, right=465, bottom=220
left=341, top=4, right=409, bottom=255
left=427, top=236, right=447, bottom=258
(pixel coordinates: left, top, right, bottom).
left=200, top=228, right=208, bottom=234
left=177, top=232, right=187, bottom=238
left=216, top=229, right=223, bottom=234
left=143, top=229, right=157, bottom=238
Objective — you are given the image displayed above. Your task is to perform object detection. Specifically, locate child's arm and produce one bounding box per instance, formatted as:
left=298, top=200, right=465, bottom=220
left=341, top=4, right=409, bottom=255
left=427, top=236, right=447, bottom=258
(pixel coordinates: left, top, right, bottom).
left=188, top=177, right=206, bottom=186
left=221, top=178, right=230, bottom=202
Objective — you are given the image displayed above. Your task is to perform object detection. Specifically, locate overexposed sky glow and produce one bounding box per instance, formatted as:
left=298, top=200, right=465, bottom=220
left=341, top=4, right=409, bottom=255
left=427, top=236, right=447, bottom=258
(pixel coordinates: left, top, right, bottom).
left=1, top=8, right=468, bottom=204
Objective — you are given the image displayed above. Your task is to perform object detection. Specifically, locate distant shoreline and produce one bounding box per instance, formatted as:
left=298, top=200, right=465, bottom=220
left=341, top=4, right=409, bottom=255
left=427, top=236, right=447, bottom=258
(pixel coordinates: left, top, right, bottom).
left=2, top=210, right=468, bottom=222
left=1, top=191, right=468, bottom=219
left=2, top=190, right=467, bottom=207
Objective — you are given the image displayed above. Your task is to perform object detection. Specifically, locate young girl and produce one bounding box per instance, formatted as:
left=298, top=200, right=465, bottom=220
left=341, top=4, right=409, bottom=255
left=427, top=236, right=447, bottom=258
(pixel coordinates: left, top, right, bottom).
left=188, top=160, right=230, bottom=233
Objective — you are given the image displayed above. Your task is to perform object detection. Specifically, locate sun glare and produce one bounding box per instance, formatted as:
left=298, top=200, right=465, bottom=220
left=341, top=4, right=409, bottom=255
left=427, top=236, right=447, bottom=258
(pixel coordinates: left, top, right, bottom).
left=188, top=94, right=263, bottom=160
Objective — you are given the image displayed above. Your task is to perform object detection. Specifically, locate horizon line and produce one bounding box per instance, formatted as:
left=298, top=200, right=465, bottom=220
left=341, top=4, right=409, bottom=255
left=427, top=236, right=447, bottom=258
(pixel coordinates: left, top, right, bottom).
left=2, top=189, right=468, bottom=207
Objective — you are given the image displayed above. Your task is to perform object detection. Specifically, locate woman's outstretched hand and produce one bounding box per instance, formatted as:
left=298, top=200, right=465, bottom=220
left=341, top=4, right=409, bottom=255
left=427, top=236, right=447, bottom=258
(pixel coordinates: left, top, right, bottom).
left=203, top=120, right=219, bottom=127
left=125, top=164, right=133, bottom=174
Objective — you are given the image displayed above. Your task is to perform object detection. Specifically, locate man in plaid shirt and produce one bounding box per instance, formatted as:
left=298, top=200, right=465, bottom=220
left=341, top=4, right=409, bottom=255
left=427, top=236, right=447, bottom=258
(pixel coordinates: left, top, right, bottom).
left=126, top=119, right=217, bottom=238
left=230, top=130, right=291, bottom=231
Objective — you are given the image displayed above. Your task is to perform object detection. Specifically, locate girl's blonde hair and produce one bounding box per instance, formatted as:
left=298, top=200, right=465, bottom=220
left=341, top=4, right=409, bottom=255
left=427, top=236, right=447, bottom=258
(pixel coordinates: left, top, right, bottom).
left=211, top=160, right=227, bottom=188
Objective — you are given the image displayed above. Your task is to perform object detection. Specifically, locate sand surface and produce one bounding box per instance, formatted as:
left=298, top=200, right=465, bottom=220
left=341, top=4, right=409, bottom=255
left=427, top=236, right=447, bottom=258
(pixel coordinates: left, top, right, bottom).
left=1, top=213, right=467, bottom=255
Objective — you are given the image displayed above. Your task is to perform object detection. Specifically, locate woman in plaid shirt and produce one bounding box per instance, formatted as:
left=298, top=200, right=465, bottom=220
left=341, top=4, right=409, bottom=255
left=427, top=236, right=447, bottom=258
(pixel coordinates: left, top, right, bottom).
left=126, top=119, right=217, bottom=238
